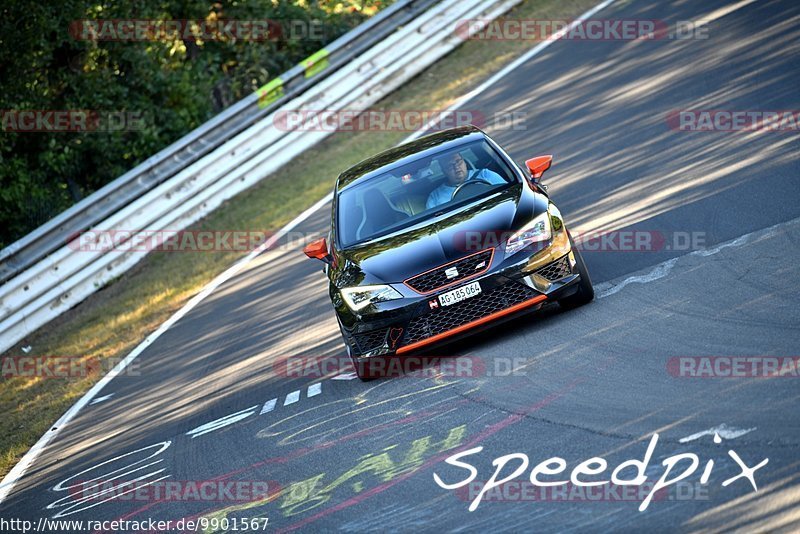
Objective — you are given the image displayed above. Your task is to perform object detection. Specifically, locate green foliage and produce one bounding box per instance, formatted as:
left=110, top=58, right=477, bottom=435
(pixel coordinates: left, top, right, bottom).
left=0, top=0, right=385, bottom=248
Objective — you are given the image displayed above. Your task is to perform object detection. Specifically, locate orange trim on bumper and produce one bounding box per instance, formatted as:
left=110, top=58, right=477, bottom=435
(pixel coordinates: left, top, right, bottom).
left=395, top=294, right=547, bottom=355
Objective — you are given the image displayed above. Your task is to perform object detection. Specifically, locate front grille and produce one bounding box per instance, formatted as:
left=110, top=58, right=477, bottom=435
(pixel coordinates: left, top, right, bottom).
left=404, top=282, right=537, bottom=344
left=405, top=249, right=493, bottom=294
left=353, top=329, right=388, bottom=353
left=534, top=255, right=572, bottom=282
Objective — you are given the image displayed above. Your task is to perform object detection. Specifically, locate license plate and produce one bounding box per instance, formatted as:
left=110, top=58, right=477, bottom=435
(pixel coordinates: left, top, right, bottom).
left=438, top=281, right=482, bottom=307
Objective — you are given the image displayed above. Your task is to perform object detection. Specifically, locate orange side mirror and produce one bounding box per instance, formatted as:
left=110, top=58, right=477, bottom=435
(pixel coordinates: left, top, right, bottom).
left=525, top=155, right=553, bottom=180
left=303, top=237, right=329, bottom=262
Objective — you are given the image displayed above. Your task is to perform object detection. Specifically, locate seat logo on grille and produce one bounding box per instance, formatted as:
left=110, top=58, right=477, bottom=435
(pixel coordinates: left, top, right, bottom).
left=445, top=266, right=459, bottom=279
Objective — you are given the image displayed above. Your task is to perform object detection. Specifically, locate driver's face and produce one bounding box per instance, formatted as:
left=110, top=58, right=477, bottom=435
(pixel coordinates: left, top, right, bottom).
left=443, top=153, right=467, bottom=185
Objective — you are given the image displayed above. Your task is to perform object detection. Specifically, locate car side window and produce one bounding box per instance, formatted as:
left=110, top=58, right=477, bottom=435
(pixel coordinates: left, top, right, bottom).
left=337, top=188, right=361, bottom=246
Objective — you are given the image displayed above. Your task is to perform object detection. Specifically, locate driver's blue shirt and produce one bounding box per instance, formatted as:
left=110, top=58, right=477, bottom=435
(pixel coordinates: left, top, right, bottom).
left=426, top=169, right=506, bottom=210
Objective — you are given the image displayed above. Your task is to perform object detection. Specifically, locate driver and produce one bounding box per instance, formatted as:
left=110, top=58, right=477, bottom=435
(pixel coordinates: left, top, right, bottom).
left=426, top=151, right=505, bottom=209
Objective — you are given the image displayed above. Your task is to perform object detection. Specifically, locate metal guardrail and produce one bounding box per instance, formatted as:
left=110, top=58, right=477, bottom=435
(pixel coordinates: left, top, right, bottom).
left=0, top=0, right=523, bottom=354
left=0, top=0, right=438, bottom=285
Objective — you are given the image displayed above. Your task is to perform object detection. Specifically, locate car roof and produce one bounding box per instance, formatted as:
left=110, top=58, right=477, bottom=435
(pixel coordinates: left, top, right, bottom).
left=336, top=126, right=486, bottom=191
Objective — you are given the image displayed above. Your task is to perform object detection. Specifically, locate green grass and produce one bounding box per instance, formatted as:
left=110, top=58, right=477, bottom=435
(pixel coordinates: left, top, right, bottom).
left=0, top=0, right=600, bottom=478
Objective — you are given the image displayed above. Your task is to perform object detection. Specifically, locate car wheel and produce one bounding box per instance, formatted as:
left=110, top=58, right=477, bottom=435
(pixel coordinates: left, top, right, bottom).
left=558, top=234, right=594, bottom=309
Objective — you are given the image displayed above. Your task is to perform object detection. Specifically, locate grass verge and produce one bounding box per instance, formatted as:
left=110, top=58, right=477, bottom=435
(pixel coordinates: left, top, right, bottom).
left=0, top=0, right=599, bottom=478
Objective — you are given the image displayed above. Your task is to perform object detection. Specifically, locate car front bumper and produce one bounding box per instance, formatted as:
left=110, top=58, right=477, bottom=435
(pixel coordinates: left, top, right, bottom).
left=339, top=231, right=583, bottom=360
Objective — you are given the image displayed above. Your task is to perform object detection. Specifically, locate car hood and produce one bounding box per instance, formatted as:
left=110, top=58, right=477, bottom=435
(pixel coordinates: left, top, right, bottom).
left=337, top=184, right=542, bottom=285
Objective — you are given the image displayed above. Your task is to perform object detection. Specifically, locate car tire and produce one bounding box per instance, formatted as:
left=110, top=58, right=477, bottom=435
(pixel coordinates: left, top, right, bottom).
left=353, top=362, right=375, bottom=382
left=337, top=320, right=374, bottom=381
left=354, top=359, right=375, bottom=381
left=344, top=343, right=375, bottom=381
left=558, top=234, right=594, bottom=310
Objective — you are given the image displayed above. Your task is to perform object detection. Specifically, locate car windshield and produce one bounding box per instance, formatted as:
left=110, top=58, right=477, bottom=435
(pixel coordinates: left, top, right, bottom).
left=336, top=139, right=517, bottom=248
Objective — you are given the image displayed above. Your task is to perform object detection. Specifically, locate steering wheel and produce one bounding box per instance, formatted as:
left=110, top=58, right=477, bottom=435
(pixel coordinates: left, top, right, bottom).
left=451, top=178, right=493, bottom=201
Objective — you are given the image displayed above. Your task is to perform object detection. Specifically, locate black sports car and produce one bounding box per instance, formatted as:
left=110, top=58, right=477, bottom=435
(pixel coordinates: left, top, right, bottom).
left=304, top=126, right=593, bottom=379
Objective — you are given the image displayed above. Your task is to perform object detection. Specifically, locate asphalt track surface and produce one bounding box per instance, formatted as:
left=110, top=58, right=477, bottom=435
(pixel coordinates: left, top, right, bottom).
left=2, top=0, right=800, bottom=532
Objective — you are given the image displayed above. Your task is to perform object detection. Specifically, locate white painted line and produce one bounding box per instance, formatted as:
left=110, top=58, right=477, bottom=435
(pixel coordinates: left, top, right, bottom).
left=331, top=372, right=358, bottom=381
left=308, top=383, right=322, bottom=397
left=259, top=398, right=277, bottom=415
left=185, top=405, right=258, bottom=439
left=679, top=424, right=757, bottom=443
left=283, top=390, right=301, bottom=406
left=0, top=193, right=331, bottom=503
left=596, top=216, right=799, bottom=299
left=89, top=394, right=114, bottom=405
left=0, top=0, right=623, bottom=504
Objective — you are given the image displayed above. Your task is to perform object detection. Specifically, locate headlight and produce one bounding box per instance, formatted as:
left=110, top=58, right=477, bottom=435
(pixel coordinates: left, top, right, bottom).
left=505, top=212, right=552, bottom=255
left=340, top=284, right=402, bottom=311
